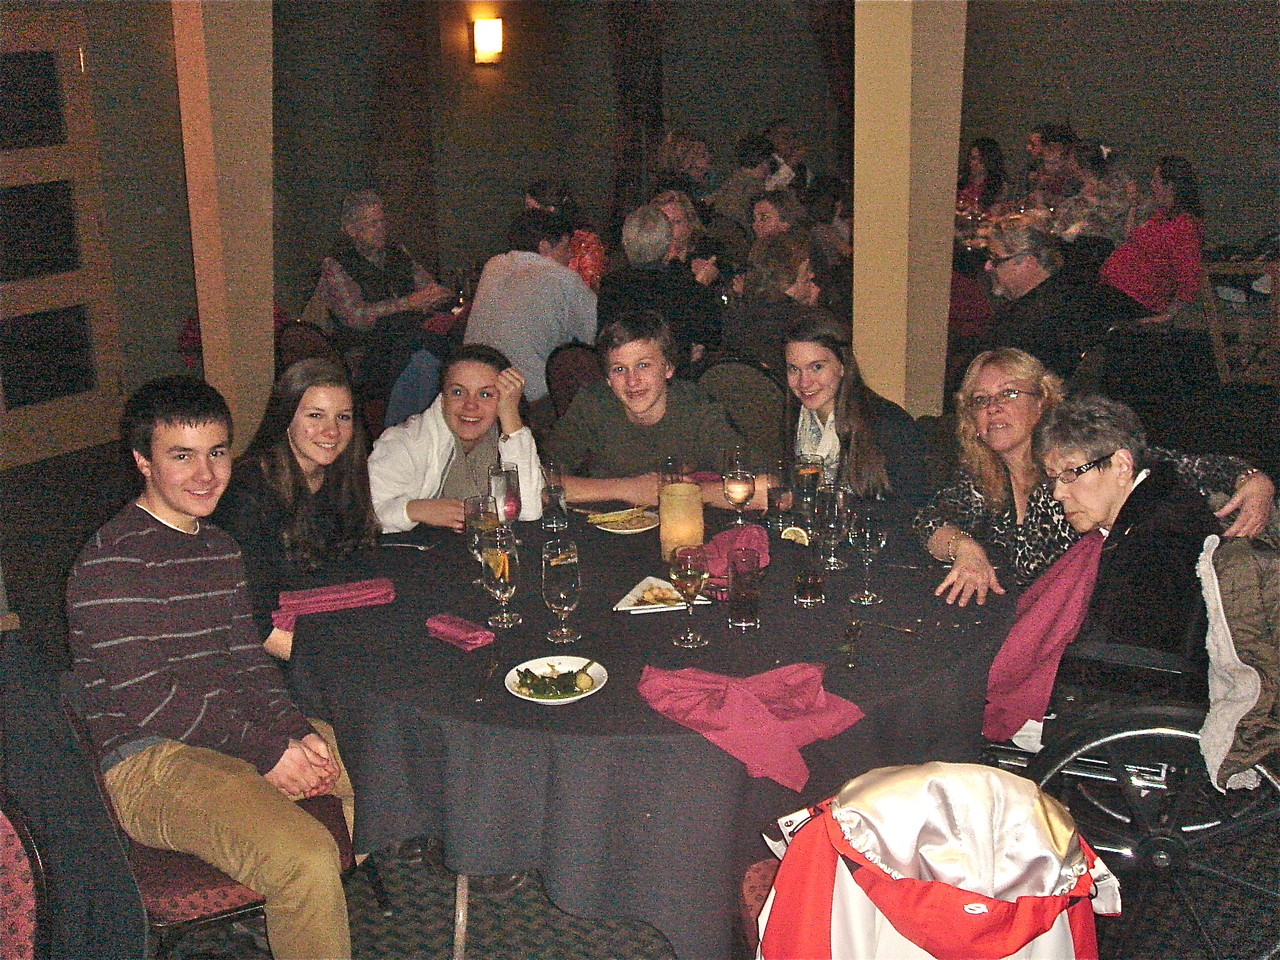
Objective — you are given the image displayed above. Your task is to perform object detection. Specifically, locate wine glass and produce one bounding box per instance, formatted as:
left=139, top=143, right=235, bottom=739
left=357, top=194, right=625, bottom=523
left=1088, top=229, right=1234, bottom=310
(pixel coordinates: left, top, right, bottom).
left=722, top=469, right=756, bottom=525
left=541, top=459, right=569, bottom=532
left=815, top=484, right=848, bottom=571
left=541, top=539, right=581, bottom=643
left=478, top=527, right=521, bottom=628
left=849, top=517, right=887, bottom=605
left=464, top=495, right=499, bottom=572
left=669, top=545, right=710, bottom=649
left=488, top=464, right=521, bottom=525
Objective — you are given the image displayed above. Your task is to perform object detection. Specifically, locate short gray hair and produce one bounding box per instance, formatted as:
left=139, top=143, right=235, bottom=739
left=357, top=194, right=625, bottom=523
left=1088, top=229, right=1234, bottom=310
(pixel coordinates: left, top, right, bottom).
left=622, top=205, right=674, bottom=267
left=341, top=190, right=383, bottom=227
left=1033, top=393, right=1148, bottom=468
left=987, top=212, right=1063, bottom=274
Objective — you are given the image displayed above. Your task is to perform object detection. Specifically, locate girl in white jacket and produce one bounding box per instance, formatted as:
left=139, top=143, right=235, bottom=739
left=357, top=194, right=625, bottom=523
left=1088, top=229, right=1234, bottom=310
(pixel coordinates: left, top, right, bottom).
left=369, top=344, right=544, bottom=532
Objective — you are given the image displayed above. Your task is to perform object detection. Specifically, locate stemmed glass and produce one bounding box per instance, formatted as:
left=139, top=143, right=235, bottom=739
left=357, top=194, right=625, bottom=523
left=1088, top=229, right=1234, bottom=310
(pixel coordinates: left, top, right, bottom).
left=849, top=517, right=887, bottom=605
left=815, top=484, right=849, bottom=571
left=541, top=539, right=581, bottom=643
left=722, top=468, right=756, bottom=525
left=478, top=527, right=521, bottom=628
left=669, top=545, right=710, bottom=649
left=464, top=495, right=499, bottom=582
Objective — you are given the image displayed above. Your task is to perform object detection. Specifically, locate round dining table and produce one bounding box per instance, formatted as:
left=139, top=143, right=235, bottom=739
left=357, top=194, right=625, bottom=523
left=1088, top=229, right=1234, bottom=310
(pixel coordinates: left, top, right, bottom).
left=288, top=506, right=1015, bottom=960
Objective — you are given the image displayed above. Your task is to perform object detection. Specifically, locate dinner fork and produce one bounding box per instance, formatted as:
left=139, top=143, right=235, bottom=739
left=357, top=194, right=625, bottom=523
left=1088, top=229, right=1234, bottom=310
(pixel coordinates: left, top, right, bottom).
left=383, top=542, right=438, bottom=552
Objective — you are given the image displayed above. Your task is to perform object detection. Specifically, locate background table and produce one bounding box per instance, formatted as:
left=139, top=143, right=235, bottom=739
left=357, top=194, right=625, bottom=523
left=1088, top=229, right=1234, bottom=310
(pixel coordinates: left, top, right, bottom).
left=289, top=509, right=1014, bottom=960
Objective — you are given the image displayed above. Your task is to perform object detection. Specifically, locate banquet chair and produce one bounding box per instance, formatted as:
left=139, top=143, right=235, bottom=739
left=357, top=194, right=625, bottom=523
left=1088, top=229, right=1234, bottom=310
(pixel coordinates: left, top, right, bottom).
left=275, top=318, right=346, bottom=378
left=545, top=341, right=602, bottom=419
left=60, top=697, right=365, bottom=960
left=755, top=761, right=1118, bottom=959
left=0, top=788, right=49, bottom=960
left=696, top=359, right=786, bottom=466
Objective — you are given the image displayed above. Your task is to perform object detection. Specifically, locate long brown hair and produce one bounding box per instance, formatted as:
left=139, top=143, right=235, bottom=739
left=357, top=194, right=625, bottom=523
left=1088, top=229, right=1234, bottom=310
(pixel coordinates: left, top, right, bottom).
left=955, top=348, right=1064, bottom=507
left=239, top=358, right=378, bottom=567
left=783, top=312, right=890, bottom=497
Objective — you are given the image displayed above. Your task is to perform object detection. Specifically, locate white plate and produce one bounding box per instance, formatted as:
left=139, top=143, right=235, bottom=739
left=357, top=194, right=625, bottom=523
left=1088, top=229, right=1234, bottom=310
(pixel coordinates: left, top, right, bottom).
left=505, top=656, right=608, bottom=705
left=593, top=510, right=659, bottom=534
left=614, top=575, right=712, bottom=614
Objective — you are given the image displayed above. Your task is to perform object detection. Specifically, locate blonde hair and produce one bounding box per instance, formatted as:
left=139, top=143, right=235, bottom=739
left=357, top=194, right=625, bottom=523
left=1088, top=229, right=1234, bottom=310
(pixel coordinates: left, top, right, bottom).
left=955, top=348, right=1064, bottom=506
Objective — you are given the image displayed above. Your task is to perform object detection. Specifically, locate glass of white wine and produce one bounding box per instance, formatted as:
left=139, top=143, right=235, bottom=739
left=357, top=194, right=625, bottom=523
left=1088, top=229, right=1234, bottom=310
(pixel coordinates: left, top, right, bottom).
left=722, top=468, right=756, bottom=525
left=670, top=545, right=710, bottom=648
left=849, top=517, right=887, bottom=606
left=478, top=527, right=521, bottom=629
left=541, top=539, right=581, bottom=643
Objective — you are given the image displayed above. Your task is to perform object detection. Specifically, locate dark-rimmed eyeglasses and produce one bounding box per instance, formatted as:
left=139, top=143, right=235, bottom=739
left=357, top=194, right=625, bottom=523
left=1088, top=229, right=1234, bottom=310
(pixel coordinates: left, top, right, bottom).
left=1045, top=452, right=1115, bottom=485
left=965, top=387, right=1039, bottom=411
left=986, top=250, right=1028, bottom=267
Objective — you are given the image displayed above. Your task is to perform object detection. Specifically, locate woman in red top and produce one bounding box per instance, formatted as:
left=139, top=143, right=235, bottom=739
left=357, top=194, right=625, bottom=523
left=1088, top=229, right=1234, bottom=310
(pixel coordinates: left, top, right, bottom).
left=1099, top=155, right=1204, bottom=322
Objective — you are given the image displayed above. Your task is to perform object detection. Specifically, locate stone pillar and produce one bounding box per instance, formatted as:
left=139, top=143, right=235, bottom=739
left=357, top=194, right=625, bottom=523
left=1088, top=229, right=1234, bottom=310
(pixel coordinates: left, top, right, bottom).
left=852, top=0, right=966, bottom=416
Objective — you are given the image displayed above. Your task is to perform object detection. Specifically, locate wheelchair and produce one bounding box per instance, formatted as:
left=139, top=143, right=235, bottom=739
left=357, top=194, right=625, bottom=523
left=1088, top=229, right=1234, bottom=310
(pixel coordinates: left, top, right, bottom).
left=983, top=538, right=1280, bottom=960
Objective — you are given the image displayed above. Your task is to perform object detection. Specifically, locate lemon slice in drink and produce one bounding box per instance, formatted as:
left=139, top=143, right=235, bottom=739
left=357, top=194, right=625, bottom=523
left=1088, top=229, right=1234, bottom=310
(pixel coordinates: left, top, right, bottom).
left=780, top=525, right=810, bottom=546
left=482, top=547, right=509, bottom=579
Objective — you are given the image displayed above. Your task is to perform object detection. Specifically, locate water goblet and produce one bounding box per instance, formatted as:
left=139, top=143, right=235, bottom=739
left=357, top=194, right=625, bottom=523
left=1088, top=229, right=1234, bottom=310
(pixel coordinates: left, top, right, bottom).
left=722, top=469, right=756, bottom=525
left=464, top=495, right=499, bottom=569
left=541, top=539, right=581, bottom=643
left=849, top=518, right=887, bottom=605
left=478, top=527, right=522, bottom=628
left=814, top=485, right=849, bottom=571
left=669, top=545, right=710, bottom=649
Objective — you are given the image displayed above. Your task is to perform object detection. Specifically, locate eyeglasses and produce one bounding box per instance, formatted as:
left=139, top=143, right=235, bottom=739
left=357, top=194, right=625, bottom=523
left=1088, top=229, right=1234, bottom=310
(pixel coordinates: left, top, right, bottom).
left=986, top=250, right=1028, bottom=267
left=1045, top=452, right=1115, bottom=485
left=965, top=387, right=1039, bottom=410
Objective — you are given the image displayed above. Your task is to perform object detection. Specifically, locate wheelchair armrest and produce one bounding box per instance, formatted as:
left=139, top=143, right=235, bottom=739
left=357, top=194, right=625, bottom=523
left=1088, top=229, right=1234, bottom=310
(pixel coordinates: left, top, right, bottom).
left=1064, top=639, right=1196, bottom=676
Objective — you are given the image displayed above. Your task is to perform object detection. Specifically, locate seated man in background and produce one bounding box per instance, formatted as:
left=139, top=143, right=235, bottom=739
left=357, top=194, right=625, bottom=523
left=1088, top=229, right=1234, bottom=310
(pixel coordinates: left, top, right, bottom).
left=317, top=189, right=454, bottom=404
left=598, top=204, right=720, bottom=367
left=67, top=375, right=355, bottom=960
left=982, top=213, right=1114, bottom=380
left=465, top=207, right=598, bottom=434
left=548, top=311, right=766, bottom=507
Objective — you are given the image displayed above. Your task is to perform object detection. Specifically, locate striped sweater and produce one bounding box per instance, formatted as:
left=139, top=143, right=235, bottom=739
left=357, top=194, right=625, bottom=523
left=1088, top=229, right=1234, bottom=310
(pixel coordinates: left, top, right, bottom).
left=67, top=503, right=314, bottom=774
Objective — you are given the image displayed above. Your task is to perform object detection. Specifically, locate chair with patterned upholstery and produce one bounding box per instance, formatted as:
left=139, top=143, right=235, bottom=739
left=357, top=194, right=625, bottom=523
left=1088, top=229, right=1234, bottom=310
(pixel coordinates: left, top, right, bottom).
left=0, top=787, right=48, bottom=960
left=545, top=341, right=603, bottom=419
left=62, top=703, right=361, bottom=959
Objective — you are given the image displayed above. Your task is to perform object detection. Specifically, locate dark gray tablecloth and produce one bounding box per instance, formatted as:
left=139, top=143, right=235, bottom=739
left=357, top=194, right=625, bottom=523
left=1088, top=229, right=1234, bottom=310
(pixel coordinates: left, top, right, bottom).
left=289, top=510, right=1014, bottom=960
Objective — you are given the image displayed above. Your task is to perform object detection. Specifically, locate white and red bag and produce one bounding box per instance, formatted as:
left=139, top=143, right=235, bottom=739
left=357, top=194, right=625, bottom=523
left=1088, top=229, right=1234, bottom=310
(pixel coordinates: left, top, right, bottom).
left=757, top=762, right=1120, bottom=960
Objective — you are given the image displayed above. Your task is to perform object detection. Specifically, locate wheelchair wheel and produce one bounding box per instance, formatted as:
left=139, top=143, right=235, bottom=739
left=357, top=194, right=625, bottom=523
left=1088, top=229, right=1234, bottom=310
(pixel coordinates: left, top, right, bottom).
left=1027, top=705, right=1280, bottom=960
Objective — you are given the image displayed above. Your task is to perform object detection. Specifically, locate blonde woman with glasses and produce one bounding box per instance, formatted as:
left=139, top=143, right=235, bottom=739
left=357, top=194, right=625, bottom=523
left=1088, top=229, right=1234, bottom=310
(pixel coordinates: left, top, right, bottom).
left=913, top=348, right=1274, bottom=607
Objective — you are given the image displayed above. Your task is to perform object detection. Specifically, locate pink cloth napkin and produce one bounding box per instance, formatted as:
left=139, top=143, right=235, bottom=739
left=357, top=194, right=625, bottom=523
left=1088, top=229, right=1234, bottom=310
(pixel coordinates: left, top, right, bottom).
left=426, top=613, right=495, bottom=651
left=638, top=663, right=863, bottom=791
left=271, top=578, right=396, bottom=631
left=686, top=470, right=721, bottom=484
left=702, top=524, right=771, bottom=598
left=983, top=531, right=1104, bottom=741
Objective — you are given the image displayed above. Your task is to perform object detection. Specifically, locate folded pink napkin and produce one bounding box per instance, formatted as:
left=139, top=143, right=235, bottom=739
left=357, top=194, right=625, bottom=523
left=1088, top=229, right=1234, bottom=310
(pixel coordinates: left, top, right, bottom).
left=638, top=663, right=863, bottom=791
left=272, top=578, right=396, bottom=631
left=983, top=531, right=1104, bottom=741
left=687, top=470, right=721, bottom=484
left=426, top=613, right=495, bottom=651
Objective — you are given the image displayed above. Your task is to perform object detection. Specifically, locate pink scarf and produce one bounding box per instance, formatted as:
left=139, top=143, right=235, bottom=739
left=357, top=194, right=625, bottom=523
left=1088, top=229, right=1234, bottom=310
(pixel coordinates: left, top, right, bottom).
left=983, top=532, right=1104, bottom=741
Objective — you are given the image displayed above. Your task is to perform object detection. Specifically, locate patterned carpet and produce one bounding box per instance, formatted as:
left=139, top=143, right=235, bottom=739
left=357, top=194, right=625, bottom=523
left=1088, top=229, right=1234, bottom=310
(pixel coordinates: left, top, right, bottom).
left=173, top=855, right=678, bottom=960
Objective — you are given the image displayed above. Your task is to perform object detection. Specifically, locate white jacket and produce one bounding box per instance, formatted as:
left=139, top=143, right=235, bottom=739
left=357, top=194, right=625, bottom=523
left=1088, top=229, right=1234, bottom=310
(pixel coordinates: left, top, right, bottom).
left=368, top=396, right=544, bottom=533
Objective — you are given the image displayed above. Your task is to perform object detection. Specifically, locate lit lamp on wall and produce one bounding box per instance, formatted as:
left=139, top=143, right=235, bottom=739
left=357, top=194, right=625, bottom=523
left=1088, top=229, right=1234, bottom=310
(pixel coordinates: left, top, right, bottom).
left=472, top=18, right=503, bottom=65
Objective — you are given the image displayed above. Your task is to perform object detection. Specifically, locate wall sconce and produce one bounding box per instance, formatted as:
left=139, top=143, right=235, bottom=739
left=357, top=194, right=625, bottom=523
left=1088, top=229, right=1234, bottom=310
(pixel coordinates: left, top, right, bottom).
left=472, top=18, right=503, bottom=65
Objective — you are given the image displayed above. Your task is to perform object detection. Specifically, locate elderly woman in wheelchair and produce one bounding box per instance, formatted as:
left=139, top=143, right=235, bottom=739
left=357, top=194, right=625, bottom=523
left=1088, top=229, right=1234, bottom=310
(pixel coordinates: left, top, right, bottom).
left=982, top=394, right=1280, bottom=960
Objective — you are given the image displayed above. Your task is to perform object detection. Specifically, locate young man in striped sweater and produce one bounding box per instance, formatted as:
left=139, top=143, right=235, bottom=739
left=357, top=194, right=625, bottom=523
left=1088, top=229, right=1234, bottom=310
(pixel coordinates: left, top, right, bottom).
left=66, top=375, right=354, bottom=960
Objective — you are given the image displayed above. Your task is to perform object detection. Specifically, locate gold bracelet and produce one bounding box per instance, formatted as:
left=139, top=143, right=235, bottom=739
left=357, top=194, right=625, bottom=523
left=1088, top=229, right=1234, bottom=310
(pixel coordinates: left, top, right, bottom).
left=1236, top=467, right=1260, bottom=488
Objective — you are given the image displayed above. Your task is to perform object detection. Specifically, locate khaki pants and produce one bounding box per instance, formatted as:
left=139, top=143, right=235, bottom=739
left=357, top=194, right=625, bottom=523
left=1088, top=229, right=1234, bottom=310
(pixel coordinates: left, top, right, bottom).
left=104, top=719, right=354, bottom=960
